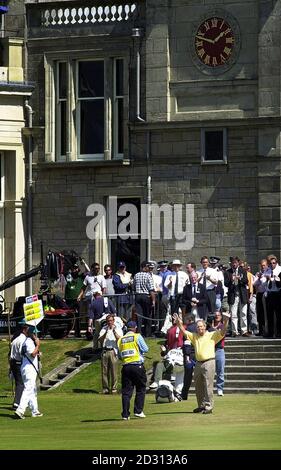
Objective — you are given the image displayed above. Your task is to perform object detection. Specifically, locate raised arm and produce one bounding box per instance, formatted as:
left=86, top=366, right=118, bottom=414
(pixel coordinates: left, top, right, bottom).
left=173, top=313, right=187, bottom=337
left=220, top=312, right=230, bottom=337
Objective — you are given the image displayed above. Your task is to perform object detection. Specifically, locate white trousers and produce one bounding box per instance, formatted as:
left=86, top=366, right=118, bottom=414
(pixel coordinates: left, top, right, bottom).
left=17, top=366, right=39, bottom=415
left=230, top=295, right=248, bottom=334
left=174, top=368, right=184, bottom=394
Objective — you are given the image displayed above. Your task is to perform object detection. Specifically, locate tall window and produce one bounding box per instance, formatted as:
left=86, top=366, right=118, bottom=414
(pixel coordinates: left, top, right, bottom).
left=56, top=62, right=67, bottom=159
left=110, top=198, right=141, bottom=275
left=201, top=129, right=227, bottom=164
left=52, top=57, right=125, bottom=161
left=78, top=60, right=104, bottom=158
left=114, top=58, right=124, bottom=157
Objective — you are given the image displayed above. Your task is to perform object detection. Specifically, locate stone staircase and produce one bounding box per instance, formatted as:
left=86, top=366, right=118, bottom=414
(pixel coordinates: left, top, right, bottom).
left=220, top=338, right=281, bottom=393
left=190, top=338, right=281, bottom=394
left=147, top=338, right=281, bottom=395
left=40, top=346, right=98, bottom=391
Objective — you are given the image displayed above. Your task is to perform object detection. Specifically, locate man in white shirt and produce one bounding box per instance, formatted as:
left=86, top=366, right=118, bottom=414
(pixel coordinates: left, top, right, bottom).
left=9, top=324, right=29, bottom=410
left=197, top=256, right=218, bottom=314
left=99, top=315, right=123, bottom=394
left=14, top=325, right=42, bottom=419
left=77, top=262, right=107, bottom=314
left=164, top=259, right=188, bottom=315
left=265, top=256, right=281, bottom=337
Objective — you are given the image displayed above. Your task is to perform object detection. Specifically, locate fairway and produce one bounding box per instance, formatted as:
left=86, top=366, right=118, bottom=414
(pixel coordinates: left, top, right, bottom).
left=0, top=393, right=280, bottom=450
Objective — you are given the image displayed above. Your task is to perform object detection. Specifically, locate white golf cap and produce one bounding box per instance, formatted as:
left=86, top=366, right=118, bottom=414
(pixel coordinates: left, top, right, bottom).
left=172, top=259, right=182, bottom=265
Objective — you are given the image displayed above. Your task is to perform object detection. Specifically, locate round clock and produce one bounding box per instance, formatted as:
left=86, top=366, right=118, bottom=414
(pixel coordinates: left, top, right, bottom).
left=191, top=12, right=240, bottom=75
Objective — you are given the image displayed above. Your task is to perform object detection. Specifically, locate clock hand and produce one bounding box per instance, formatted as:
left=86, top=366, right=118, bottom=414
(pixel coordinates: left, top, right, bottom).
left=195, top=35, right=215, bottom=44
left=214, top=31, right=226, bottom=43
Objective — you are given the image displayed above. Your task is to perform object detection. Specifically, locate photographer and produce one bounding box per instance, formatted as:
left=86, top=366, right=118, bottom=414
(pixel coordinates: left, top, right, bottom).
left=87, top=291, right=116, bottom=351
left=14, top=324, right=43, bottom=419
left=98, top=315, right=123, bottom=394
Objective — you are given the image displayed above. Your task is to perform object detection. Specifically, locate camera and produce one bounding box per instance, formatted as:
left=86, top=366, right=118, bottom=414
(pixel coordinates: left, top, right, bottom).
left=206, top=313, right=215, bottom=328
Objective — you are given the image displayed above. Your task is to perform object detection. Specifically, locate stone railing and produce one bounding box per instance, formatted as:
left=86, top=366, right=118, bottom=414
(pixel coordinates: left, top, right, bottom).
left=41, top=2, right=137, bottom=27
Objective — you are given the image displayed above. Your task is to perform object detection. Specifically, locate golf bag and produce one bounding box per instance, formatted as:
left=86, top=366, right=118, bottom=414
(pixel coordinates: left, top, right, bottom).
left=155, top=380, right=175, bottom=403
left=155, top=379, right=183, bottom=403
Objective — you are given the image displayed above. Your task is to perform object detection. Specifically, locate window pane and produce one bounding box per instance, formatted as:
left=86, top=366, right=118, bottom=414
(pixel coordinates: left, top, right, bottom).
left=78, top=61, right=104, bottom=98
left=80, top=100, right=104, bottom=154
left=60, top=101, right=67, bottom=156
left=111, top=198, right=141, bottom=274
left=205, top=131, right=223, bottom=160
left=116, top=59, right=123, bottom=96
left=118, top=99, right=124, bottom=154
left=59, top=63, right=67, bottom=99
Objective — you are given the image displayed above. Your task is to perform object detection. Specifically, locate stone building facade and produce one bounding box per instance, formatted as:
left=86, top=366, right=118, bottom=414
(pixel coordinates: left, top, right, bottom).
left=0, top=2, right=33, bottom=302
left=25, top=0, right=281, bottom=274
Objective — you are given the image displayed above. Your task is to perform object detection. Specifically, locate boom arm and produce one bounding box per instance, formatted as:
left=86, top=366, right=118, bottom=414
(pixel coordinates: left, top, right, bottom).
left=0, top=264, right=43, bottom=292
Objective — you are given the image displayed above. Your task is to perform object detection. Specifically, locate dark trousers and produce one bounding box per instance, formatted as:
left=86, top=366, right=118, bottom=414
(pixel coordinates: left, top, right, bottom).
left=135, top=294, right=152, bottom=337
left=181, top=356, right=195, bottom=400
left=256, top=292, right=265, bottom=335
left=121, top=364, right=147, bottom=418
left=206, top=289, right=216, bottom=314
left=266, top=292, right=281, bottom=337
left=10, top=359, right=24, bottom=407
left=170, top=294, right=183, bottom=315
left=66, top=299, right=81, bottom=336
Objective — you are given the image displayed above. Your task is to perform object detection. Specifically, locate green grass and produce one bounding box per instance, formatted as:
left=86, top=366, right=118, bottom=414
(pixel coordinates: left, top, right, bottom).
left=0, top=394, right=280, bottom=450
left=0, top=338, right=89, bottom=393
left=1, top=337, right=281, bottom=450
left=56, top=337, right=163, bottom=393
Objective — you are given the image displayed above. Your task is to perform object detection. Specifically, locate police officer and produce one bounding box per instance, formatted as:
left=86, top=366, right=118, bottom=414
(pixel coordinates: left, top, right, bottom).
left=118, top=320, right=149, bottom=420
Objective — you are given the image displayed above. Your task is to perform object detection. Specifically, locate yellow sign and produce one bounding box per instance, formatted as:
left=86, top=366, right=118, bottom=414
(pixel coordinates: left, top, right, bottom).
left=23, top=300, right=44, bottom=325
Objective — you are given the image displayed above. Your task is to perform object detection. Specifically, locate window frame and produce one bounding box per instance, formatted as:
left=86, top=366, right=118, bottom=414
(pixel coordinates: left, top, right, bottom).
left=55, top=61, right=67, bottom=161
left=45, top=51, right=126, bottom=163
left=201, top=128, right=227, bottom=165
left=76, top=59, right=105, bottom=161
left=113, top=57, right=124, bottom=159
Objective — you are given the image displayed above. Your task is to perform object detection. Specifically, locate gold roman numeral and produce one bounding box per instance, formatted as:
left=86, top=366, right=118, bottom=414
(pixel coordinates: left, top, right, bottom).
left=204, top=21, right=210, bottom=31
left=196, top=40, right=203, bottom=48
left=212, top=57, right=218, bottom=66
left=226, top=36, right=234, bottom=44
left=197, top=48, right=205, bottom=58
left=219, top=20, right=225, bottom=29
left=211, top=18, right=218, bottom=28
left=224, top=47, right=231, bottom=56
left=204, top=55, right=210, bottom=65
left=220, top=54, right=226, bottom=63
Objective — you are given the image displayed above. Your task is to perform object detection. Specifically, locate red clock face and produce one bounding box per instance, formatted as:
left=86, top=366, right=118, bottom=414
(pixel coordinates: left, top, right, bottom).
left=195, top=17, right=235, bottom=67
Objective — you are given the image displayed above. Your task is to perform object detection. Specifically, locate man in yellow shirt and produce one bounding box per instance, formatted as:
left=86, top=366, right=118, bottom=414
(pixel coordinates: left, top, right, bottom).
left=173, top=312, right=230, bottom=414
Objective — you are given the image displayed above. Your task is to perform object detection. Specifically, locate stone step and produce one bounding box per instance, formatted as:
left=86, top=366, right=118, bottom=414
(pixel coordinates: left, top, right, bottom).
left=40, top=384, right=53, bottom=391
left=48, top=379, right=60, bottom=386
left=225, top=359, right=281, bottom=366
left=225, top=352, right=281, bottom=359
left=225, top=339, right=281, bottom=345
left=221, top=380, right=281, bottom=388
left=66, top=366, right=78, bottom=373
left=188, top=387, right=281, bottom=394
left=225, top=345, right=281, bottom=352
left=57, top=373, right=68, bottom=380
left=224, top=372, right=281, bottom=380
left=225, top=365, right=281, bottom=373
